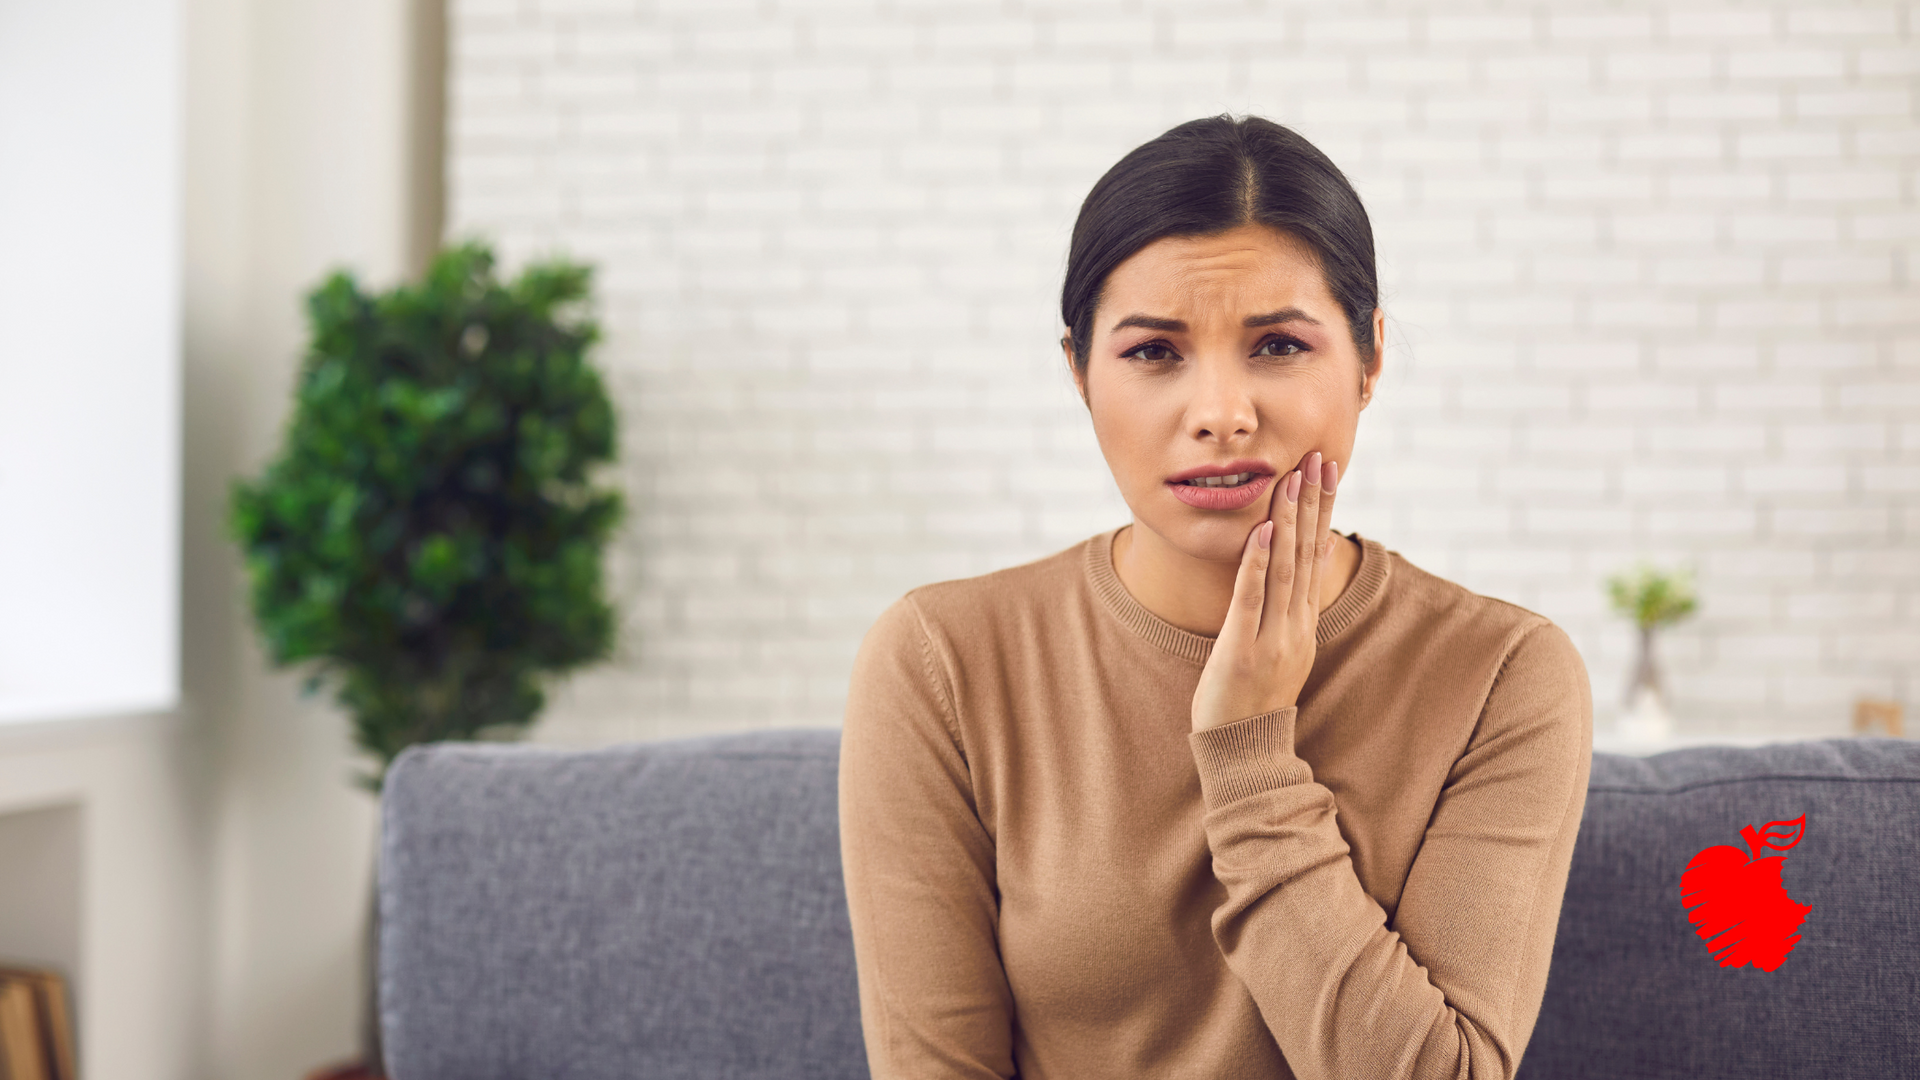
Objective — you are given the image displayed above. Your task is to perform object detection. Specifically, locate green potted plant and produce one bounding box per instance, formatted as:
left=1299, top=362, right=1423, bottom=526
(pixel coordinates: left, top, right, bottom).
left=230, top=240, right=623, bottom=1076
left=1606, top=562, right=1699, bottom=742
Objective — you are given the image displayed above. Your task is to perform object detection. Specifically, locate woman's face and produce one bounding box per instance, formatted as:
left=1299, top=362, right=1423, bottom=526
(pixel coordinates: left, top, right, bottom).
left=1068, top=222, right=1384, bottom=565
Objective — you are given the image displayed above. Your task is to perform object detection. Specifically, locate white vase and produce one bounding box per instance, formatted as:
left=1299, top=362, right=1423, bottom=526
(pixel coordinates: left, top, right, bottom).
left=1619, top=683, right=1675, bottom=742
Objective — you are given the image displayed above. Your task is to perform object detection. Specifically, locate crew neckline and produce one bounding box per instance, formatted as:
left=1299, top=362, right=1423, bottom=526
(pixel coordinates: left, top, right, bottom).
left=1085, top=525, right=1392, bottom=666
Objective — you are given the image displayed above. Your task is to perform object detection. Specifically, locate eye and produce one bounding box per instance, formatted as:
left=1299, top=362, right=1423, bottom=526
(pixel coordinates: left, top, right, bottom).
left=1122, top=341, right=1180, bottom=363
left=1254, top=336, right=1306, bottom=358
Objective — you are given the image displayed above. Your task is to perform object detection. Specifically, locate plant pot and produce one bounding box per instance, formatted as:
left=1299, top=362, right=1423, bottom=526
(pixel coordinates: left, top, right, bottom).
left=1619, top=683, right=1676, bottom=742
left=1616, top=624, right=1677, bottom=742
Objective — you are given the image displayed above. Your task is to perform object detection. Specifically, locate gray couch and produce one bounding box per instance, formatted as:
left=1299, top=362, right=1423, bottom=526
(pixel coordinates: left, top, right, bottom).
left=378, top=730, right=1919, bottom=1079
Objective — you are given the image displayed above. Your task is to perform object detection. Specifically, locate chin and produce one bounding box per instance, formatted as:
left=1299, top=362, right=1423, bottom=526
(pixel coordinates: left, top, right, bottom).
left=1139, top=504, right=1263, bottom=565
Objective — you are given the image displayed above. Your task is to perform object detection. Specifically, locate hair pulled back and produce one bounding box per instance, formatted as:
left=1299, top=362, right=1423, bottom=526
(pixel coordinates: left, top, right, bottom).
left=1062, top=115, right=1378, bottom=377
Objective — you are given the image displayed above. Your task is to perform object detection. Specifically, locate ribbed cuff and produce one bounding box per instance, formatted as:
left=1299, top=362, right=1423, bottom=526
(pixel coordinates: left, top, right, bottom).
left=1189, top=708, right=1312, bottom=808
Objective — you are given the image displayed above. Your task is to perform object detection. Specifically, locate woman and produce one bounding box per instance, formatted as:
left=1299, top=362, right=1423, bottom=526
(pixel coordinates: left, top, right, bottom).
left=839, top=115, right=1592, bottom=1080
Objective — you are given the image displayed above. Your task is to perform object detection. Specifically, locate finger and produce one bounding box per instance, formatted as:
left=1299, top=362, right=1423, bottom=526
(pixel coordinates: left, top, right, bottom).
left=1312, top=459, right=1341, bottom=609
left=1291, top=452, right=1322, bottom=616
left=1222, top=518, right=1274, bottom=649
left=1264, top=468, right=1301, bottom=633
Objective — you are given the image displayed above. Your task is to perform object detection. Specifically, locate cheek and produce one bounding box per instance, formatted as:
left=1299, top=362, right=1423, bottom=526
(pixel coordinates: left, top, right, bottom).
left=1283, top=368, right=1362, bottom=435
left=1086, top=374, right=1176, bottom=488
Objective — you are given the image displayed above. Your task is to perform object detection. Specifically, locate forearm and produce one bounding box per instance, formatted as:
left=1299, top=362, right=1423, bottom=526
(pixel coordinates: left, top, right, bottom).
left=1189, top=671, right=1589, bottom=1080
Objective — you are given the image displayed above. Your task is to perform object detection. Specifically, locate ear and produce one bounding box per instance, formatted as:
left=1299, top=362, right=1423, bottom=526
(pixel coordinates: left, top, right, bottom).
left=1359, top=307, right=1385, bottom=410
left=1063, top=333, right=1089, bottom=409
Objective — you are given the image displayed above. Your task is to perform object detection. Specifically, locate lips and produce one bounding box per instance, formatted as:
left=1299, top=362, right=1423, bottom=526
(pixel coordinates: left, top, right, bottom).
left=1165, top=459, right=1276, bottom=511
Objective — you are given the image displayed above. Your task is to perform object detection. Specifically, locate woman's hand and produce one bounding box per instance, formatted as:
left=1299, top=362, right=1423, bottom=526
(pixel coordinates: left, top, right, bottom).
left=1190, top=451, right=1340, bottom=734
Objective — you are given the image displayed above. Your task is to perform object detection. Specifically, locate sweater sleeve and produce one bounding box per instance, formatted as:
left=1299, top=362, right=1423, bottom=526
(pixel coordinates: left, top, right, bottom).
left=1187, top=619, right=1593, bottom=1080
left=838, top=594, right=1016, bottom=1080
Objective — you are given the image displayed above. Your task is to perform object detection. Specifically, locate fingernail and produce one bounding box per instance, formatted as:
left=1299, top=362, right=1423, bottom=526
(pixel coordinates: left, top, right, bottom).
left=1257, top=520, right=1273, bottom=550
left=1285, top=470, right=1301, bottom=503
left=1304, top=451, right=1322, bottom=487
left=1323, top=460, right=1339, bottom=494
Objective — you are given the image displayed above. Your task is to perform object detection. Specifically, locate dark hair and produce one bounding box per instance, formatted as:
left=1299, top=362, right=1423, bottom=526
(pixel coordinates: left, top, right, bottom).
left=1061, top=114, right=1379, bottom=378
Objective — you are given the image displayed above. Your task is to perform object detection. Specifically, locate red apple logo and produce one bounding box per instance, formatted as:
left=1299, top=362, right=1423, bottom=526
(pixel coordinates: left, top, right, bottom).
left=1680, top=813, right=1811, bottom=972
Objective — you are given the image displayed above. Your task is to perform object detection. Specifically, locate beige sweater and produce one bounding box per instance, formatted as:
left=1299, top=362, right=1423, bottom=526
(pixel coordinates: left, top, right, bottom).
left=839, top=527, right=1593, bottom=1080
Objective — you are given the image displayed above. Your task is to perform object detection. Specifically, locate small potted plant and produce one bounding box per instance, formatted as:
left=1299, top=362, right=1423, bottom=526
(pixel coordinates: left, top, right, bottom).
left=230, top=240, right=624, bottom=1077
left=1606, top=562, right=1699, bottom=742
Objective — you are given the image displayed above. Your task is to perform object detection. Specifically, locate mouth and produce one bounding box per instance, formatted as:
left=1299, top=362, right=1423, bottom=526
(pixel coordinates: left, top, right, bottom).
left=1164, top=461, right=1277, bottom=511
left=1173, top=471, right=1260, bottom=488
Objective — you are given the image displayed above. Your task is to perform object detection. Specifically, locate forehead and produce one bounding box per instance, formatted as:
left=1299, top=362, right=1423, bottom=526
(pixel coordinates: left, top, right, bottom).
left=1099, top=224, right=1337, bottom=325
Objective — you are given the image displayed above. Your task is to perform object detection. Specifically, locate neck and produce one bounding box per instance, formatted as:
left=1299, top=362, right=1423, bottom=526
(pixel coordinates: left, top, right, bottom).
left=1111, top=520, right=1362, bottom=638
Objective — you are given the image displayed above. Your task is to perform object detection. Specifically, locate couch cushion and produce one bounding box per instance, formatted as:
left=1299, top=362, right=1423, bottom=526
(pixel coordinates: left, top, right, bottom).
left=1520, top=737, right=1920, bottom=1079
left=378, top=729, right=865, bottom=1080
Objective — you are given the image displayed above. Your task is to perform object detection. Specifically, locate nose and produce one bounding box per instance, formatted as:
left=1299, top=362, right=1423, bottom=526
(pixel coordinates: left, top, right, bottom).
left=1185, top=354, right=1257, bottom=445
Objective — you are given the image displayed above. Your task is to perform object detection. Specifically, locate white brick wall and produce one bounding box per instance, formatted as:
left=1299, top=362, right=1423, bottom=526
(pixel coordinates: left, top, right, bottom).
left=447, top=0, right=1919, bottom=744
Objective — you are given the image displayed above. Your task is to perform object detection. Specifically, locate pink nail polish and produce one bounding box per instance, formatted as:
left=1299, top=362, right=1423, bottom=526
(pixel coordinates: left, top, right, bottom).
left=1323, top=461, right=1338, bottom=494
left=1285, top=470, right=1301, bottom=503
left=1304, top=452, right=1321, bottom=487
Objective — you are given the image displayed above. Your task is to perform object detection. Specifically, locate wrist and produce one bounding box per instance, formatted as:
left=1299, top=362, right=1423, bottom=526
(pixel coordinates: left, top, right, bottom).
left=1188, top=707, right=1310, bottom=806
left=1192, top=694, right=1299, bottom=734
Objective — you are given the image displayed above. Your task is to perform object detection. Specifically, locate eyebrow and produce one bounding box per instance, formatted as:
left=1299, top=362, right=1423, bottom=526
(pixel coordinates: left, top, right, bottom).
left=1108, top=307, right=1322, bottom=334
left=1109, top=314, right=1185, bottom=333
left=1243, top=307, right=1321, bottom=328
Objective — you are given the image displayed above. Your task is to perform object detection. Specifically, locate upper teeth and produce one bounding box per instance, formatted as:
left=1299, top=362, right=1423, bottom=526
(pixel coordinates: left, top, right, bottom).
left=1187, top=472, right=1253, bottom=487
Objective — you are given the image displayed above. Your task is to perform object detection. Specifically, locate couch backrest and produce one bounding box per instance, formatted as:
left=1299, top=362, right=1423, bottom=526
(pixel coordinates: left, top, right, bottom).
left=378, top=729, right=864, bottom=1080
left=1520, top=736, right=1920, bottom=1080
left=381, top=731, right=1920, bottom=1080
